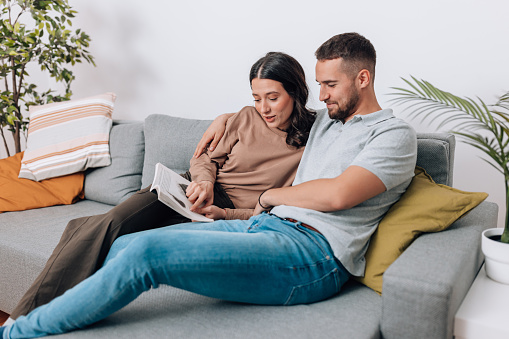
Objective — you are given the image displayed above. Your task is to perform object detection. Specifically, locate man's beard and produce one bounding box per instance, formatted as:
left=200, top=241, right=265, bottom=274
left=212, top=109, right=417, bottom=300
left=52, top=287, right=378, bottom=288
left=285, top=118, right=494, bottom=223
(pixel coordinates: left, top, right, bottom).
left=327, top=86, right=360, bottom=121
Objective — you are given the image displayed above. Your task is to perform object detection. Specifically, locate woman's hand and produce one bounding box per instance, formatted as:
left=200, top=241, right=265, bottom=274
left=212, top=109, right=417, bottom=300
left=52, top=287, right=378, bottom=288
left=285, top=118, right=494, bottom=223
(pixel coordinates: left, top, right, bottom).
left=186, top=181, right=214, bottom=211
left=193, top=113, right=235, bottom=158
left=193, top=205, right=227, bottom=220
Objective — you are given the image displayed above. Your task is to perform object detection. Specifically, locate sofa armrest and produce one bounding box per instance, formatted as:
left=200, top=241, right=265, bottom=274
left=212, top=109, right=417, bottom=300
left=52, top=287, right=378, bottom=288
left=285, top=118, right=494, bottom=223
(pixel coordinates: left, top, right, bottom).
left=380, top=200, right=498, bottom=339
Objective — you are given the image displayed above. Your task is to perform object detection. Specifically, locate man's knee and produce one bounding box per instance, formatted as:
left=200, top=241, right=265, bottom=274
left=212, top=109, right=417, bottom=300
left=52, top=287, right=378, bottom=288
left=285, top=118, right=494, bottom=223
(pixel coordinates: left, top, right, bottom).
left=116, top=233, right=164, bottom=269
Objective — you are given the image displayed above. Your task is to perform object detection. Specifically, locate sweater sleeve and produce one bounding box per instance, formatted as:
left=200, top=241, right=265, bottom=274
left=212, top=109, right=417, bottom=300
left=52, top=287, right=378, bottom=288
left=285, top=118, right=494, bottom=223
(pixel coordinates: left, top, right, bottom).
left=225, top=208, right=254, bottom=220
left=189, top=117, right=239, bottom=183
left=189, top=152, right=218, bottom=183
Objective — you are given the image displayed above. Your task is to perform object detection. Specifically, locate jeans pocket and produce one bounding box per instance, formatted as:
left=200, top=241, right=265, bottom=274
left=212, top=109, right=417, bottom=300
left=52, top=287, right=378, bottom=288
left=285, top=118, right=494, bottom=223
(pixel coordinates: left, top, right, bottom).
left=284, top=268, right=341, bottom=305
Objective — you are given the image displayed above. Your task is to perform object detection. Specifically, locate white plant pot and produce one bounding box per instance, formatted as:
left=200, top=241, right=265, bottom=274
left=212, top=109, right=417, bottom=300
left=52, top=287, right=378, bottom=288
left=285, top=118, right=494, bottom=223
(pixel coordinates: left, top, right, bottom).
left=482, top=228, right=509, bottom=285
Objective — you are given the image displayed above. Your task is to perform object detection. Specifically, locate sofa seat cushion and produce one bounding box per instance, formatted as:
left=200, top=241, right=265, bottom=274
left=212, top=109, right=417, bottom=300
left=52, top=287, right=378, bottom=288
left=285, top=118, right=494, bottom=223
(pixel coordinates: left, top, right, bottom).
left=0, top=200, right=114, bottom=313
left=54, top=281, right=381, bottom=339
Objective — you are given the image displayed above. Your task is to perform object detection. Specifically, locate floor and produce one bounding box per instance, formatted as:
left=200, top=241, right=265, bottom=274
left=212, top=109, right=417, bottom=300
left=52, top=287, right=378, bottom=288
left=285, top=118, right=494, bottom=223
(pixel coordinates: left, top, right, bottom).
left=0, top=310, right=8, bottom=326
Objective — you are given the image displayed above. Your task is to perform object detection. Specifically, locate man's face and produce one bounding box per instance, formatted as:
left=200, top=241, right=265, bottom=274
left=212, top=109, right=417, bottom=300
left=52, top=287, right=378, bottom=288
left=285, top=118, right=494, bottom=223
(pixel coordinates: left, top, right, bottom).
left=315, top=58, right=360, bottom=121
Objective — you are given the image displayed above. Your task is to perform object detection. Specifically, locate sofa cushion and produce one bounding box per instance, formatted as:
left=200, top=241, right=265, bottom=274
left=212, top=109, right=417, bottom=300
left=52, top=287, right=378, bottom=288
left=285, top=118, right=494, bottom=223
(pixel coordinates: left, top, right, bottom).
left=141, top=114, right=212, bottom=188
left=19, top=93, right=116, bottom=181
left=0, top=200, right=114, bottom=313
left=84, top=121, right=145, bottom=205
left=54, top=281, right=382, bottom=339
left=355, top=167, right=488, bottom=294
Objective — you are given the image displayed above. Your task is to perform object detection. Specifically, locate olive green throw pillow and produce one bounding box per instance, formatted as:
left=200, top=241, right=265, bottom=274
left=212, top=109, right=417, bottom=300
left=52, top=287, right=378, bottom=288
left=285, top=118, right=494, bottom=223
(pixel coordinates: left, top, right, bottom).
left=355, top=166, right=488, bottom=294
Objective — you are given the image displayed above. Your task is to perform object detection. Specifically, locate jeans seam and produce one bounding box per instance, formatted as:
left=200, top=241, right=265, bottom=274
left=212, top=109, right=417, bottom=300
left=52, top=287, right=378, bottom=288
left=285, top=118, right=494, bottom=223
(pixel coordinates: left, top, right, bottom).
left=283, top=267, right=340, bottom=305
left=267, top=214, right=332, bottom=260
left=295, top=224, right=331, bottom=260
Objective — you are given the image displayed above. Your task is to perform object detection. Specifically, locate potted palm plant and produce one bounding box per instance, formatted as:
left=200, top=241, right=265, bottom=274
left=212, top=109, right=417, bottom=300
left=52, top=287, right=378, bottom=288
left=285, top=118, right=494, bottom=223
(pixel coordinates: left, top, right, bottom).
left=0, top=0, right=94, bottom=157
left=390, top=77, right=509, bottom=284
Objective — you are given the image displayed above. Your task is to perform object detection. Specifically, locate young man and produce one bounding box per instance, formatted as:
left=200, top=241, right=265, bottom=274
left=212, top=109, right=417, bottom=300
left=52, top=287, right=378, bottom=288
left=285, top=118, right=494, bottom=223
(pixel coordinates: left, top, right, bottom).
left=1, top=33, right=416, bottom=338
left=254, top=32, right=417, bottom=276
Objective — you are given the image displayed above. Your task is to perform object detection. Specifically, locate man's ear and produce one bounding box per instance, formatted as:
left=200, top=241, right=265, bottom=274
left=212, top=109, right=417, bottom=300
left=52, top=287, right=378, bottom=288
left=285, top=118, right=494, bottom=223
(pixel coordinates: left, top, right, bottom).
left=357, top=69, right=371, bottom=89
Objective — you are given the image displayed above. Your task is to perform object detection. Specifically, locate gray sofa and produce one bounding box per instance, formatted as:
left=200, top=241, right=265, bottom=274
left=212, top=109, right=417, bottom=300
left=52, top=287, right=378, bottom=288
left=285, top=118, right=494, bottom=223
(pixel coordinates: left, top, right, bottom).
left=0, top=114, right=499, bottom=338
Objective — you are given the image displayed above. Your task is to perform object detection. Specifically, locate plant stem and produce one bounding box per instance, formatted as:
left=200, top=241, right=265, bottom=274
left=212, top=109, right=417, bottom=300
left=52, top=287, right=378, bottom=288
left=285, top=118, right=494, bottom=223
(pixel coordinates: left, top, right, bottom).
left=3, top=60, right=9, bottom=93
left=503, top=176, right=509, bottom=243
left=17, top=64, right=26, bottom=102
left=11, top=57, right=17, bottom=103
left=9, top=55, right=22, bottom=154
left=0, top=127, right=11, bottom=157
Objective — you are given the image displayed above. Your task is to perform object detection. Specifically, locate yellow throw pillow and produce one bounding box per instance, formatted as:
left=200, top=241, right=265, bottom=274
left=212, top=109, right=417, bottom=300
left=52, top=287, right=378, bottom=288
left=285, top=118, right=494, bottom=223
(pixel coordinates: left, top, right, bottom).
left=355, top=166, right=488, bottom=294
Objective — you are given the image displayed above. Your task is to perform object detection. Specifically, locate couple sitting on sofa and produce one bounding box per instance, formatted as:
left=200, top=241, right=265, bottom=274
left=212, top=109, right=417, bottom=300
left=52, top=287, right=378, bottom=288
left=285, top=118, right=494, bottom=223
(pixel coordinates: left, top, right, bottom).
left=1, top=32, right=417, bottom=338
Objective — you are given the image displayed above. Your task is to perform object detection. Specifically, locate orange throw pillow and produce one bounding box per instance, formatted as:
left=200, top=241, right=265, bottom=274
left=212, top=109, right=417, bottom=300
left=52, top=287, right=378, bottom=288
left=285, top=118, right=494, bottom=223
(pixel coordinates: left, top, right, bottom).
left=0, top=152, right=84, bottom=213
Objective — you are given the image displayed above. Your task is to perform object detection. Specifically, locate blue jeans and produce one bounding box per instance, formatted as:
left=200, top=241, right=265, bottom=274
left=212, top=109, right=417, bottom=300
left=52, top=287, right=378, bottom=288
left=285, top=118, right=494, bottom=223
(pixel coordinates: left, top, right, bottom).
left=4, top=213, right=349, bottom=338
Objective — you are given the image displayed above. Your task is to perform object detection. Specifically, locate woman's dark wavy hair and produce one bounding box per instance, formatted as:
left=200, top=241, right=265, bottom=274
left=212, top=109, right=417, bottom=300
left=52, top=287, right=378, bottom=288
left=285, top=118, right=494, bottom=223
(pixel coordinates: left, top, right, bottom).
left=249, top=52, right=315, bottom=148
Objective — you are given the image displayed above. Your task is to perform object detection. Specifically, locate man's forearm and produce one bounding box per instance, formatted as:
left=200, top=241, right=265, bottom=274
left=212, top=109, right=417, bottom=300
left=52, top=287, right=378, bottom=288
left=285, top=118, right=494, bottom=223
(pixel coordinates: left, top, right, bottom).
left=259, top=166, right=386, bottom=212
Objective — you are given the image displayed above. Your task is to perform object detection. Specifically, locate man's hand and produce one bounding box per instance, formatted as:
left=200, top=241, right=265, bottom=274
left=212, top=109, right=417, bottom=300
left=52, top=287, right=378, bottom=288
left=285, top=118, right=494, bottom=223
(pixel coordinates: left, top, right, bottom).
left=253, top=190, right=273, bottom=215
left=193, top=113, right=235, bottom=158
left=186, top=181, right=214, bottom=211
left=192, top=205, right=227, bottom=220
left=252, top=166, right=386, bottom=214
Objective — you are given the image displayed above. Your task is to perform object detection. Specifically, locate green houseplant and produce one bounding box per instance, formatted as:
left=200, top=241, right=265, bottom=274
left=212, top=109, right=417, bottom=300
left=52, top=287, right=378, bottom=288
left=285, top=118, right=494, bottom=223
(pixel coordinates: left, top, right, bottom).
left=390, top=77, right=509, bottom=244
left=391, top=77, right=509, bottom=284
left=0, top=0, right=94, bottom=157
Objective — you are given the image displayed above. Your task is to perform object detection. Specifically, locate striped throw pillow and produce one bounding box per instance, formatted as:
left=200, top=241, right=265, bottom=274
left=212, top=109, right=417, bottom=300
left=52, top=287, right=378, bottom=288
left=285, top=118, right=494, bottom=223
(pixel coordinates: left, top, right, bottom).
left=19, top=92, right=116, bottom=181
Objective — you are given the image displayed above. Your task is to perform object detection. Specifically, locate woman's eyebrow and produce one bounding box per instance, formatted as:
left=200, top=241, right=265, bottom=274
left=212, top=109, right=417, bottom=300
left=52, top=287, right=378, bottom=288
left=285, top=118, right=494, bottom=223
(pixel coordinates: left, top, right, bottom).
left=252, top=91, right=280, bottom=96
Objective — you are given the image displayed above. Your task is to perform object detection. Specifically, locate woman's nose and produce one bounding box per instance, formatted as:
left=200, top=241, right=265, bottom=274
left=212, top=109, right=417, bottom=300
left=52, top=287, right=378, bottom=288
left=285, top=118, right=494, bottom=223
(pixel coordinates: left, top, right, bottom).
left=261, top=101, right=270, bottom=113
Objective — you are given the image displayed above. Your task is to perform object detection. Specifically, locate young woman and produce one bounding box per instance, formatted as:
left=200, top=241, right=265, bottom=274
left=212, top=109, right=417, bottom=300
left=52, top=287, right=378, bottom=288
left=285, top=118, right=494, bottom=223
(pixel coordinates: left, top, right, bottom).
left=7, top=52, right=316, bottom=322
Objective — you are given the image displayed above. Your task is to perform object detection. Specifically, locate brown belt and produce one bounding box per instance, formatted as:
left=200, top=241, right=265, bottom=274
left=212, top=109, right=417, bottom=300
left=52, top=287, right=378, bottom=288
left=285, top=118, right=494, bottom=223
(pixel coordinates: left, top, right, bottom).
left=285, top=218, right=321, bottom=234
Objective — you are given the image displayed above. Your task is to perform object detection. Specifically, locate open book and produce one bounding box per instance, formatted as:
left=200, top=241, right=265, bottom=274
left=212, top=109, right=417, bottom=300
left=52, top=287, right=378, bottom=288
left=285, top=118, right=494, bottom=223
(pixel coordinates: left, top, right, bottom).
left=150, top=163, right=213, bottom=222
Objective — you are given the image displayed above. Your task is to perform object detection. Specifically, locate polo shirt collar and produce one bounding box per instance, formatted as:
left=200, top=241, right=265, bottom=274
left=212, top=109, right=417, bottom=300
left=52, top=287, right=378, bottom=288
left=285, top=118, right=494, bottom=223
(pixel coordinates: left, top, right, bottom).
left=356, top=109, right=394, bottom=126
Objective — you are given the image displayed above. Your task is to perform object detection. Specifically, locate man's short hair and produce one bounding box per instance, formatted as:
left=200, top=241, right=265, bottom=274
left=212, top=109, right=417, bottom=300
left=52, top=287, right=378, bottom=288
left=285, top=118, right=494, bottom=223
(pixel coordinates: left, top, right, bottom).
left=315, top=33, right=376, bottom=80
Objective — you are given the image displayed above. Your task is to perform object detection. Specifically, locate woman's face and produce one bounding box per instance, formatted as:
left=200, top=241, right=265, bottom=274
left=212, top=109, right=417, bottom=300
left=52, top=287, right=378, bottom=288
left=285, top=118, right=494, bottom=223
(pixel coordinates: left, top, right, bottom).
left=251, top=78, right=294, bottom=130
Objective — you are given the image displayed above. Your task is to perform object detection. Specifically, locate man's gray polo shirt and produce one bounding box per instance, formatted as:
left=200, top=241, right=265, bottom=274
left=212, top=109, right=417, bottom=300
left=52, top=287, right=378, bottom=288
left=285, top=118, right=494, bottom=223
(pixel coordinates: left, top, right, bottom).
left=271, top=108, right=417, bottom=276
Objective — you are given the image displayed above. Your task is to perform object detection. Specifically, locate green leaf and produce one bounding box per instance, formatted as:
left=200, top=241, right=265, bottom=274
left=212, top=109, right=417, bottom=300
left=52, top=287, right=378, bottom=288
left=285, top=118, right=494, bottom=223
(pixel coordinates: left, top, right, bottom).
left=7, top=105, right=17, bottom=114
left=0, top=0, right=95, bottom=155
left=391, top=76, right=509, bottom=239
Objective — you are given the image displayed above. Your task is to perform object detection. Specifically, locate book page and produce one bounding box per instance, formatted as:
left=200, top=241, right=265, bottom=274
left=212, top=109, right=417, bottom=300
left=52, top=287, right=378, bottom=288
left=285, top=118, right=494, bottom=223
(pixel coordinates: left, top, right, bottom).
left=151, top=163, right=213, bottom=222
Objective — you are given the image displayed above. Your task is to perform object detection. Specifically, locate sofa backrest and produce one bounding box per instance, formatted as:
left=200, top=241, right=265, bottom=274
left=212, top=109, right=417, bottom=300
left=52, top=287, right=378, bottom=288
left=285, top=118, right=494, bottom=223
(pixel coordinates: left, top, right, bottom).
left=141, top=114, right=212, bottom=188
left=416, top=133, right=455, bottom=186
left=139, top=115, right=456, bottom=188
left=84, top=114, right=456, bottom=206
left=84, top=120, right=145, bottom=205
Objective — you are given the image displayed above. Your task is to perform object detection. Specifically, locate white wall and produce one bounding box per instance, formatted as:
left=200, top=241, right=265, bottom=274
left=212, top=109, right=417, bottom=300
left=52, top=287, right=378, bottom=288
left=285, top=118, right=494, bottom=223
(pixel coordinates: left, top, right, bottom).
left=3, top=0, right=509, bottom=226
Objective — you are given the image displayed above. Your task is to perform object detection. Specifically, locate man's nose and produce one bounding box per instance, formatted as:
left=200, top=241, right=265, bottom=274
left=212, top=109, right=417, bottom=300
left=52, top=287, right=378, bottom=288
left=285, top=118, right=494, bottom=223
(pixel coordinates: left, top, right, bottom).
left=319, top=87, right=329, bottom=102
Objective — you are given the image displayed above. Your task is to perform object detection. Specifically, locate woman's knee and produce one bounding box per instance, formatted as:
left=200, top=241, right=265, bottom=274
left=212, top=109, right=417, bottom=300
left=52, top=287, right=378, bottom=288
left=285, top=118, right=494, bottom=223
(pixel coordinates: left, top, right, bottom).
left=104, top=188, right=160, bottom=227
